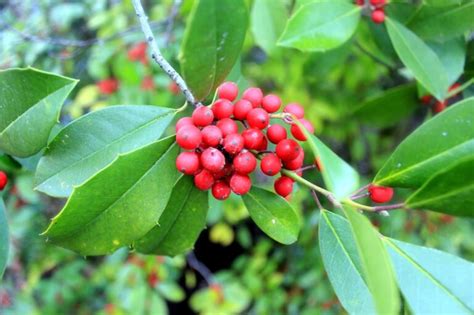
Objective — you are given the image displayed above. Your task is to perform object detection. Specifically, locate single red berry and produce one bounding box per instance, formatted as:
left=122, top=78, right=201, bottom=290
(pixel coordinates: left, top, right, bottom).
left=276, top=139, right=301, bottom=161
left=201, top=125, right=223, bottom=147
left=433, top=100, right=447, bottom=114
left=267, top=124, right=287, bottom=144
left=168, top=81, right=179, bottom=95
left=256, top=136, right=268, bottom=151
left=448, top=83, right=461, bottom=96
left=420, top=95, right=433, bottom=105
left=368, top=184, right=394, bottom=203
left=194, top=169, right=214, bottom=190
left=371, top=9, right=385, bottom=24
left=242, top=87, right=263, bottom=108
left=247, top=108, right=270, bottom=130
left=176, top=125, right=202, bottom=150
left=233, top=99, right=253, bottom=120
left=216, top=118, right=238, bottom=137
left=229, top=173, right=252, bottom=195
left=370, top=0, right=386, bottom=6
left=233, top=150, right=257, bottom=174
left=175, top=117, right=194, bottom=133
left=260, top=154, right=282, bottom=176
left=97, top=78, right=119, bottom=95
left=192, top=106, right=214, bottom=127
left=217, top=82, right=239, bottom=101
left=223, top=133, right=244, bottom=155
left=212, top=99, right=234, bottom=120
left=201, top=148, right=226, bottom=173
left=283, top=103, right=304, bottom=119
left=212, top=181, right=231, bottom=200
left=128, top=42, right=147, bottom=61
left=261, top=94, right=281, bottom=113
left=291, top=119, right=314, bottom=141
left=274, top=176, right=294, bottom=197
left=176, top=152, right=200, bottom=175
left=283, top=150, right=304, bottom=170
left=0, top=172, right=8, bottom=190
left=242, top=128, right=265, bottom=149
left=141, top=76, right=154, bottom=91
left=355, top=0, right=365, bottom=6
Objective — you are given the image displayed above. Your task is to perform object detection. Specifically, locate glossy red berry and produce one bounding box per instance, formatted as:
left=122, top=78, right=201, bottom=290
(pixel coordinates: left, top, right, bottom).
left=229, top=173, right=252, bottom=195
left=212, top=181, right=231, bottom=200
left=260, top=153, right=282, bottom=176
left=283, top=150, right=304, bottom=170
left=291, top=119, right=314, bottom=141
left=283, top=103, right=304, bottom=119
left=212, top=99, right=234, bottom=119
left=233, top=151, right=257, bottom=174
left=233, top=99, right=253, bottom=120
left=256, top=136, right=268, bottom=151
left=128, top=42, right=147, bottom=61
left=217, top=81, right=239, bottom=101
left=176, top=152, right=200, bottom=175
left=247, top=108, right=270, bottom=129
left=223, top=133, right=244, bottom=155
left=262, top=94, right=281, bottom=113
left=274, top=176, right=294, bottom=197
left=0, top=172, right=8, bottom=190
left=276, top=139, right=301, bottom=161
left=192, top=106, right=214, bottom=127
left=242, top=128, right=265, bottom=149
left=97, top=78, right=119, bottom=95
left=201, top=148, right=226, bottom=173
left=242, top=87, right=263, bottom=108
left=201, top=125, right=223, bottom=147
left=176, top=125, right=202, bottom=150
left=216, top=118, right=238, bottom=137
left=371, top=9, right=385, bottom=24
left=368, top=184, right=394, bottom=203
left=433, top=100, right=447, bottom=114
left=370, top=0, right=385, bottom=5
left=194, top=169, right=214, bottom=190
left=267, top=124, right=287, bottom=144
left=175, top=117, right=194, bottom=133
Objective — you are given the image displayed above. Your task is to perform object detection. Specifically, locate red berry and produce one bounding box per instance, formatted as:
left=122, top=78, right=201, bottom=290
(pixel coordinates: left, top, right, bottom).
left=267, top=124, right=287, bottom=144
left=368, top=184, right=394, bottom=203
left=223, top=134, right=244, bottom=155
left=370, top=0, right=385, bottom=6
left=212, top=99, right=234, bottom=119
left=229, top=173, right=252, bottom=195
left=0, top=172, right=8, bottom=190
left=283, top=103, right=304, bottom=119
left=355, top=0, right=365, bottom=6
left=371, top=9, right=385, bottom=24
left=141, top=76, right=154, bottom=91
left=420, top=95, right=433, bottom=105
left=242, top=87, right=263, bottom=108
left=261, top=94, right=281, bottom=113
left=168, top=81, right=180, bottom=95
left=175, top=117, right=194, bottom=133
left=242, top=128, right=264, bottom=149
left=247, top=108, right=269, bottom=130
left=276, top=139, right=301, bottom=161
left=176, top=125, right=202, bottom=150
left=233, top=151, right=257, bottom=174
left=256, top=136, right=268, bottom=151
left=212, top=181, right=231, bottom=200
left=194, top=169, right=214, bottom=190
left=217, top=81, right=238, bottom=101
left=283, top=150, right=304, bottom=170
left=233, top=99, right=253, bottom=120
left=260, top=154, right=282, bottom=176
left=176, top=152, right=200, bottom=175
left=274, top=176, right=293, bottom=197
left=216, top=118, right=238, bottom=137
left=201, top=148, right=225, bottom=173
left=201, top=125, right=223, bottom=147
left=448, top=83, right=461, bottom=96
left=192, top=106, right=214, bottom=127
left=433, top=100, right=447, bottom=114
left=128, top=42, right=147, bottom=61
left=97, top=78, right=119, bottom=95
left=290, top=119, right=314, bottom=141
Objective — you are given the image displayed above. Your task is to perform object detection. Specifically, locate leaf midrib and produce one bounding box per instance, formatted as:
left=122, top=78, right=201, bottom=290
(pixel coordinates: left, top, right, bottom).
left=411, top=2, right=474, bottom=30
left=408, top=182, right=474, bottom=208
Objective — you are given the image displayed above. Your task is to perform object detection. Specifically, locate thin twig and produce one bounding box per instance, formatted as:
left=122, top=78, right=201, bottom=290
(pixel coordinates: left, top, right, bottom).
left=355, top=41, right=394, bottom=70
left=187, top=251, right=215, bottom=285
left=164, top=0, right=182, bottom=46
left=311, top=190, right=323, bottom=210
left=297, top=164, right=316, bottom=173
left=350, top=192, right=369, bottom=200
left=132, top=0, right=198, bottom=106
left=373, top=203, right=405, bottom=212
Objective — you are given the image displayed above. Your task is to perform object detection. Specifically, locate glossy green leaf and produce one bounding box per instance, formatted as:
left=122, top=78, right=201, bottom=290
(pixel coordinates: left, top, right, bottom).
left=406, top=157, right=474, bottom=217
left=429, top=37, right=466, bottom=85
left=278, top=1, right=361, bottom=52
left=180, top=0, right=248, bottom=100
left=0, top=199, right=9, bottom=278
left=384, top=238, right=474, bottom=314
left=343, top=206, right=400, bottom=315
left=35, top=105, right=176, bottom=197
left=43, top=137, right=179, bottom=256
left=242, top=186, right=300, bottom=245
left=319, top=210, right=376, bottom=314
left=353, top=84, right=419, bottom=128
left=375, top=98, right=474, bottom=188
left=251, top=0, right=287, bottom=55
left=135, top=176, right=208, bottom=256
left=386, top=18, right=449, bottom=100
left=0, top=67, right=77, bottom=157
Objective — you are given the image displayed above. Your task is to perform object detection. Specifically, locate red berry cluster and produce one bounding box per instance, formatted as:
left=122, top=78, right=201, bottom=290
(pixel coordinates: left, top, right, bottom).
left=0, top=171, right=8, bottom=191
left=355, top=0, right=386, bottom=24
left=420, top=83, right=461, bottom=114
left=175, top=82, right=315, bottom=200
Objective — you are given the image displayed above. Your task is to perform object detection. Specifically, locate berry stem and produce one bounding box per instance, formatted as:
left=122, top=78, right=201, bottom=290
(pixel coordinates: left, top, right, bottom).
left=297, top=164, right=317, bottom=173
left=186, top=251, right=216, bottom=285
left=446, top=78, right=474, bottom=98
left=350, top=192, right=369, bottom=200
left=311, top=190, right=324, bottom=211
left=281, top=169, right=334, bottom=201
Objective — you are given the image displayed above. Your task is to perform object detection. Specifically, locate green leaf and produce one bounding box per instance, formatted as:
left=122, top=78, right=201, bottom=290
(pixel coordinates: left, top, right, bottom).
left=429, top=37, right=466, bottom=85
left=241, top=186, right=300, bottom=245
left=0, top=199, right=9, bottom=278
left=180, top=0, right=248, bottom=100
left=409, top=2, right=474, bottom=41
left=386, top=18, right=449, bottom=100
left=353, top=84, right=419, bottom=128
left=135, top=176, right=208, bottom=256
left=43, top=136, right=179, bottom=256
left=0, top=67, right=77, bottom=157
left=406, top=157, right=474, bottom=217
left=384, top=238, right=474, bottom=314
left=35, top=105, right=176, bottom=197
left=374, top=98, right=474, bottom=188
left=343, top=206, right=400, bottom=315
left=251, top=0, right=287, bottom=55
left=278, top=1, right=361, bottom=52
left=319, top=210, right=376, bottom=314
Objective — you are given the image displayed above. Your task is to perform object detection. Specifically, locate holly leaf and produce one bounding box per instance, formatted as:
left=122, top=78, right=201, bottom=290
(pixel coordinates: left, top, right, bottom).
left=429, top=37, right=466, bottom=85
left=0, top=199, right=9, bottom=278
left=251, top=0, right=287, bottom=55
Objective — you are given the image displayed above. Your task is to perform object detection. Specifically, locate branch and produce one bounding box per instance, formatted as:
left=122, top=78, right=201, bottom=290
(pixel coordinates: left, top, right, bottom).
left=164, top=0, right=183, bottom=46
left=131, top=0, right=198, bottom=106
left=187, top=251, right=215, bottom=285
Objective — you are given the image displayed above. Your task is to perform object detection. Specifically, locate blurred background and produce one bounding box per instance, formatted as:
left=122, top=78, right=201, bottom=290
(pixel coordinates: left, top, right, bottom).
left=0, top=0, right=473, bottom=314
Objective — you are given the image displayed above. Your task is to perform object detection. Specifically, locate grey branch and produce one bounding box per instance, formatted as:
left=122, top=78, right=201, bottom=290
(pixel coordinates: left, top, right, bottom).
left=187, top=251, right=215, bottom=285
left=131, top=0, right=198, bottom=106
